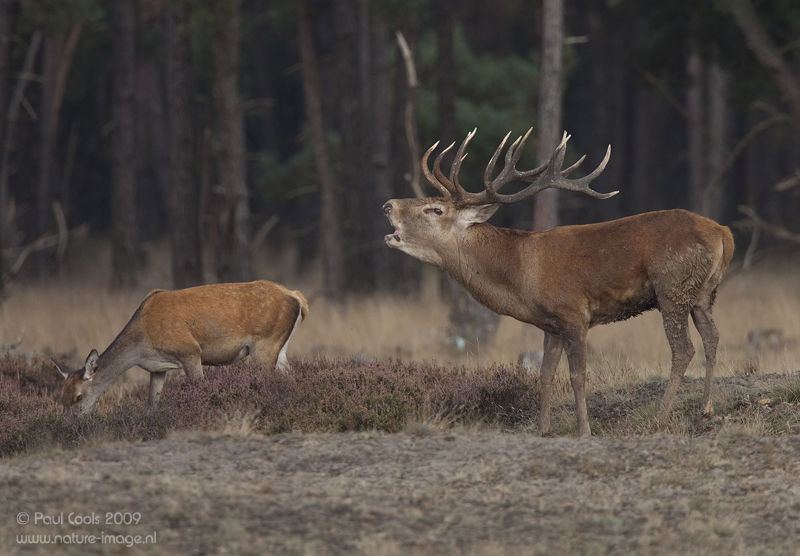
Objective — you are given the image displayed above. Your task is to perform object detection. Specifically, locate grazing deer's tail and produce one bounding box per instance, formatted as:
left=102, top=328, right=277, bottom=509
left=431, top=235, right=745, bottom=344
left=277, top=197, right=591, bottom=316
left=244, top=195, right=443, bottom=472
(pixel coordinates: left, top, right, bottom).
left=293, top=290, right=309, bottom=322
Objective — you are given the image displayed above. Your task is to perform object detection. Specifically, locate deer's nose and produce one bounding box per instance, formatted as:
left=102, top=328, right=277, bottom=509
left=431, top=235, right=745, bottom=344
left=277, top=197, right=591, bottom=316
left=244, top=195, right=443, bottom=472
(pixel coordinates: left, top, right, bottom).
left=382, top=202, right=392, bottom=215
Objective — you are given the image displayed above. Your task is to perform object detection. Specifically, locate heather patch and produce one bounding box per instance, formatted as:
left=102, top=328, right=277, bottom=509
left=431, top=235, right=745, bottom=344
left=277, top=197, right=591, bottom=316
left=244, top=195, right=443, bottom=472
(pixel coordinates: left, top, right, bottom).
left=2, top=356, right=800, bottom=459
left=0, top=358, right=539, bottom=457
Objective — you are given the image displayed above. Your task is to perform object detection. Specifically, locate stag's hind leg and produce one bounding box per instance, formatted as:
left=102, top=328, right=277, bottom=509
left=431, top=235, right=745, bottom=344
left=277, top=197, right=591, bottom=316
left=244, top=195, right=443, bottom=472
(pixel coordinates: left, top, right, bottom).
left=691, top=295, right=720, bottom=416
left=657, top=309, right=695, bottom=421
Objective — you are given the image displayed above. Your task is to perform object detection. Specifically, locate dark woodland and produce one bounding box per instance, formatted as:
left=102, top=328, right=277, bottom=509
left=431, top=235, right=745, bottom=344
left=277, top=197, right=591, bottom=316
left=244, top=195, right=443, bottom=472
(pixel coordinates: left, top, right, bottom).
left=1, top=0, right=799, bottom=299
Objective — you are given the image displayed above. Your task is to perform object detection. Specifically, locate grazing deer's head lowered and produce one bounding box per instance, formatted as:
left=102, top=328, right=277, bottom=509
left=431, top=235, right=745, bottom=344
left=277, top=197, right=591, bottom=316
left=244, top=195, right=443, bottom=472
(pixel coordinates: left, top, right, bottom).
left=384, top=128, right=734, bottom=437
left=52, top=280, right=308, bottom=414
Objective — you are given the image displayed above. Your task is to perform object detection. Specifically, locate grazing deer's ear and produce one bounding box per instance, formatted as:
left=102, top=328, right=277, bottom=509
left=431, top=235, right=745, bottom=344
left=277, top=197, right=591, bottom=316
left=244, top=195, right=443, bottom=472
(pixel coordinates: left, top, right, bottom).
left=83, top=349, right=99, bottom=381
left=51, top=357, right=70, bottom=381
left=459, top=204, right=501, bottom=225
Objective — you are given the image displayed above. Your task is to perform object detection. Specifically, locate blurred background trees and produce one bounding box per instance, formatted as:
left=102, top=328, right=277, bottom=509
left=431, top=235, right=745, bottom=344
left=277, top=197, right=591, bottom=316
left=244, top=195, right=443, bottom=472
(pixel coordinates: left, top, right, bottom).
left=1, top=0, right=799, bottom=304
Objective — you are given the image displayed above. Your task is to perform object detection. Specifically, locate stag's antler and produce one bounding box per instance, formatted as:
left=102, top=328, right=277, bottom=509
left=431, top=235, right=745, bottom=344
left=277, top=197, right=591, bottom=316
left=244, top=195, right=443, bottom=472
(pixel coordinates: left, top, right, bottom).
left=422, top=128, right=615, bottom=207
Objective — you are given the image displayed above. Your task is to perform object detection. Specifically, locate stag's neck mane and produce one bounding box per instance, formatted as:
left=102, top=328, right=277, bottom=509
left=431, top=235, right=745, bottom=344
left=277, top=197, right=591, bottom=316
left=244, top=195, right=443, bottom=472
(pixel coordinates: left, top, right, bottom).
left=439, top=222, right=536, bottom=316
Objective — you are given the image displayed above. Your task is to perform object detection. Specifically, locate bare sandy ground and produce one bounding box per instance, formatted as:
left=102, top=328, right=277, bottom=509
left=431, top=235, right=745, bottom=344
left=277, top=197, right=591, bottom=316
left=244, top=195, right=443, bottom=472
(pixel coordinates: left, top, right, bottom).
left=3, top=428, right=800, bottom=556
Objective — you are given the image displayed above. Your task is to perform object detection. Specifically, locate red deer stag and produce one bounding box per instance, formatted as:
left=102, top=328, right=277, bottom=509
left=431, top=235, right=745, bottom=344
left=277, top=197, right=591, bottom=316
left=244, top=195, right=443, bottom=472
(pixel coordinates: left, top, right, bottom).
left=52, top=281, right=308, bottom=414
left=383, top=129, right=734, bottom=437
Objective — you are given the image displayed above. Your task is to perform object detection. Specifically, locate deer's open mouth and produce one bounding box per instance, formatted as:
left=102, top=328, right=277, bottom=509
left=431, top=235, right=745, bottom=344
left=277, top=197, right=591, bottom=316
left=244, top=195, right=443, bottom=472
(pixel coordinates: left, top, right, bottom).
left=385, top=227, right=402, bottom=245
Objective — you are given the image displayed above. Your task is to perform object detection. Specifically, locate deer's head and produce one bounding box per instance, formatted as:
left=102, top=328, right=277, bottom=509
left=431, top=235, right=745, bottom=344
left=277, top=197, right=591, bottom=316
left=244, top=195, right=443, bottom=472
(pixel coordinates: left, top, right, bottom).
left=383, top=129, right=615, bottom=266
left=52, top=349, right=100, bottom=414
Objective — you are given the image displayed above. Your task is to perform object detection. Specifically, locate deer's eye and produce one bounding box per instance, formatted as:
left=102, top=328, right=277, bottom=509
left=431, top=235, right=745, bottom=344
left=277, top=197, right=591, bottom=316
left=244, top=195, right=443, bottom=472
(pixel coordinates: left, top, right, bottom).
left=425, top=207, right=443, bottom=216
left=76, top=394, right=83, bottom=402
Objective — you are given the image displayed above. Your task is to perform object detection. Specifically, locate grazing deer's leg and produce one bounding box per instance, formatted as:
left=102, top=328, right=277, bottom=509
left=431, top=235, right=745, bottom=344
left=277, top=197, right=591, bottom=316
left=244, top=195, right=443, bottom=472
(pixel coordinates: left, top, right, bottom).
left=252, top=341, right=281, bottom=370
left=275, top=305, right=303, bottom=372
left=149, top=371, right=167, bottom=404
left=562, top=327, right=591, bottom=438
left=181, top=351, right=204, bottom=379
left=657, top=310, right=695, bottom=421
left=691, top=304, right=719, bottom=416
left=537, top=332, right=563, bottom=436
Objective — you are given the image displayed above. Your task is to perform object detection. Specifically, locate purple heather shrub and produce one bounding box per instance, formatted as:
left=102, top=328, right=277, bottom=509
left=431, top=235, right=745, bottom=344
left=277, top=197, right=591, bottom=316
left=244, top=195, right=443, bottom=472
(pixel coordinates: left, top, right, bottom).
left=0, top=356, right=543, bottom=457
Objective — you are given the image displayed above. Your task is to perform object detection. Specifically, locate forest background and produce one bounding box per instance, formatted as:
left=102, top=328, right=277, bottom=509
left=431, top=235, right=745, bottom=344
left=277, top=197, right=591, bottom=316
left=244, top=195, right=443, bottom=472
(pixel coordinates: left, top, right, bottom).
left=0, top=0, right=799, bottom=328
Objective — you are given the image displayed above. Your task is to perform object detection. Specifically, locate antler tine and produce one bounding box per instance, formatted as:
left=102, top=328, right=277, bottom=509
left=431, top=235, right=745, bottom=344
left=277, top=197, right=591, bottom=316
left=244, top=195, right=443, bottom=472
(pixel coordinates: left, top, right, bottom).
left=421, top=141, right=452, bottom=197
left=561, top=154, right=586, bottom=178
left=488, top=128, right=538, bottom=193
left=432, top=142, right=456, bottom=193
left=444, top=127, right=615, bottom=208
left=483, top=131, right=512, bottom=188
left=449, top=128, right=477, bottom=196
left=565, top=144, right=616, bottom=199
left=482, top=132, right=615, bottom=204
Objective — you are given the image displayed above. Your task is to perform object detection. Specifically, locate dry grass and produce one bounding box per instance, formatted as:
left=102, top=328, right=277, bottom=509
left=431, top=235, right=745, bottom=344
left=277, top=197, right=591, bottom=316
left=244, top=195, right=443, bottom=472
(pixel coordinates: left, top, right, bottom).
left=1, top=240, right=800, bottom=407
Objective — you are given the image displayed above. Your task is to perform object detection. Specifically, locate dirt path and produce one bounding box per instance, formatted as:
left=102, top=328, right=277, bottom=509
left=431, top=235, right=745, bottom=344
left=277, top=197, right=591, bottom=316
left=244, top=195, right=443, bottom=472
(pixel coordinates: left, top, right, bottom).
left=2, top=429, right=800, bottom=555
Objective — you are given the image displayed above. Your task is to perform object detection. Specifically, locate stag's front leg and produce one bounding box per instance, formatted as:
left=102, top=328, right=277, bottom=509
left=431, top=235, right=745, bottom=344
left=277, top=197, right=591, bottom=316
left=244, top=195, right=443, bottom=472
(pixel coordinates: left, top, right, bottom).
left=562, top=326, right=591, bottom=438
left=537, top=332, right=563, bottom=436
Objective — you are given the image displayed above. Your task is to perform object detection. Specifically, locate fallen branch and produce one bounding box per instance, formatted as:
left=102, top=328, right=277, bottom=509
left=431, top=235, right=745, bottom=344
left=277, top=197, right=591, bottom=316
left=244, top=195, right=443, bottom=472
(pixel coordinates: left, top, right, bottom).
left=396, top=31, right=423, bottom=199
left=702, top=113, right=791, bottom=216
left=6, top=224, right=88, bottom=278
left=737, top=205, right=800, bottom=244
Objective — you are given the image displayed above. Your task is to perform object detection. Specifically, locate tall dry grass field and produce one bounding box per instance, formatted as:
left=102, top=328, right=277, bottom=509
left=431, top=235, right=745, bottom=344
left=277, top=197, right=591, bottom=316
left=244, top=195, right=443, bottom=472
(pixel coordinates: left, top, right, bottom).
left=1, top=239, right=799, bottom=406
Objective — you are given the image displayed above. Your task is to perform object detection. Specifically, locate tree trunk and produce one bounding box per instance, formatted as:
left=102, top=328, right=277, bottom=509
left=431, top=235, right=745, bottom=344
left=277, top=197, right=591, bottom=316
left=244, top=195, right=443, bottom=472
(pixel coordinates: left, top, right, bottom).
left=436, top=0, right=499, bottom=350
left=533, top=0, right=564, bottom=231
left=335, top=0, right=372, bottom=291
left=704, top=63, right=728, bottom=220
left=630, top=85, right=652, bottom=214
left=436, top=0, right=456, bottom=163
left=166, top=4, right=203, bottom=288
left=686, top=49, right=705, bottom=214
left=0, top=0, right=19, bottom=235
left=212, top=2, right=252, bottom=283
left=110, top=0, right=138, bottom=288
left=371, top=16, right=393, bottom=291
left=296, top=0, right=345, bottom=299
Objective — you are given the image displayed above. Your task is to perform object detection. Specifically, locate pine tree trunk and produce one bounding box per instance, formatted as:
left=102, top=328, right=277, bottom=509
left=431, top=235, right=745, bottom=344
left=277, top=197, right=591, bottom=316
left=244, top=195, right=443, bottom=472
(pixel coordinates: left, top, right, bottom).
left=296, top=0, right=345, bottom=299
left=110, top=1, right=137, bottom=288
left=335, top=0, right=372, bottom=291
left=166, top=4, right=203, bottom=288
left=371, top=16, right=393, bottom=291
left=686, top=50, right=705, bottom=214
left=533, top=0, right=564, bottom=231
left=436, top=0, right=499, bottom=350
left=0, top=0, right=18, bottom=235
left=436, top=0, right=456, bottom=162
left=631, top=86, right=652, bottom=214
left=704, top=63, right=728, bottom=219
left=212, top=2, right=252, bottom=283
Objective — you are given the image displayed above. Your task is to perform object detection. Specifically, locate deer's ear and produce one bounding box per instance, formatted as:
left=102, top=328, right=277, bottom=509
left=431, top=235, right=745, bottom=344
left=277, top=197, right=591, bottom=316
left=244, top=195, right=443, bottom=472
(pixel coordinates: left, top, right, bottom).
left=51, top=357, right=71, bottom=380
left=83, top=350, right=99, bottom=381
left=459, top=204, right=501, bottom=225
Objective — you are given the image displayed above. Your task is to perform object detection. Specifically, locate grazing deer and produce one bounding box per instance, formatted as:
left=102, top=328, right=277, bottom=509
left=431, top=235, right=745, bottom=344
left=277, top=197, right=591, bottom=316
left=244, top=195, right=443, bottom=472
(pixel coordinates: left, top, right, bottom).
left=52, top=281, right=308, bottom=414
left=383, top=128, right=734, bottom=437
